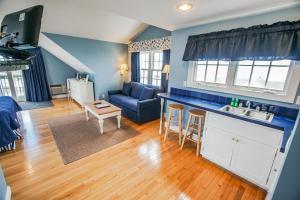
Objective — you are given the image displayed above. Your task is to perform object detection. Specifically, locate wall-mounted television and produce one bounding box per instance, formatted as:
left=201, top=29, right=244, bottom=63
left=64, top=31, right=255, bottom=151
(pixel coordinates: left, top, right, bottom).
left=1, top=5, right=43, bottom=47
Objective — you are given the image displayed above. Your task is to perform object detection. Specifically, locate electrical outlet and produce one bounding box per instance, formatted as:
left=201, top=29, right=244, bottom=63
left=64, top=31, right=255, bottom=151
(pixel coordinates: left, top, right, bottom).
left=296, top=96, right=300, bottom=105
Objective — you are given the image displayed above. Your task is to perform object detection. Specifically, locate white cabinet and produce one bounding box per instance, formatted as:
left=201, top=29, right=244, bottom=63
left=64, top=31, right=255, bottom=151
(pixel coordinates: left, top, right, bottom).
left=68, top=78, right=94, bottom=106
left=201, top=112, right=283, bottom=190
left=203, top=126, right=236, bottom=167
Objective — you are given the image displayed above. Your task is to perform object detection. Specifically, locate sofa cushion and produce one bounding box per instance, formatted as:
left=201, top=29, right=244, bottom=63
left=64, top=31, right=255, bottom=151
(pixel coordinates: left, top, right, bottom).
left=122, top=82, right=131, bottom=96
left=130, top=82, right=144, bottom=99
left=110, top=94, right=138, bottom=112
left=139, top=87, right=155, bottom=101
left=121, top=98, right=138, bottom=112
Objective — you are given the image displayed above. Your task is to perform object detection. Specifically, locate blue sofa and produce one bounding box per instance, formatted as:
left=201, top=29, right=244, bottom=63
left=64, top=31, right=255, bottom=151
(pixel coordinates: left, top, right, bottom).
left=108, top=82, right=161, bottom=124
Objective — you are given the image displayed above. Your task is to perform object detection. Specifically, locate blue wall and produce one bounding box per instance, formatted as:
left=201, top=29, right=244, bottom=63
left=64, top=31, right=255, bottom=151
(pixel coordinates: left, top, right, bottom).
left=44, top=33, right=128, bottom=99
left=169, top=5, right=300, bottom=108
left=132, top=26, right=171, bottom=42
left=169, top=5, right=300, bottom=200
left=41, top=48, right=76, bottom=86
left=0, top=166, right=7, bottom=200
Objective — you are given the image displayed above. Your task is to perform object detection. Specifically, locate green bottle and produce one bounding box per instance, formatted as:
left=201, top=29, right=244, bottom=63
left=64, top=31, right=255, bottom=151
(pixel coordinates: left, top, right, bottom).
left=234, top=98, right=239, bottom=107
left=230, top=98, right=235, bottom=107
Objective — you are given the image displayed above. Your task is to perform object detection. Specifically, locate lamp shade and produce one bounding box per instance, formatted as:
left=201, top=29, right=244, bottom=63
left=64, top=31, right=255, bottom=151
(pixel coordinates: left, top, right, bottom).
left=163, top=64, right=170, bottom=74
left=120, top=63, right=128, bottom=71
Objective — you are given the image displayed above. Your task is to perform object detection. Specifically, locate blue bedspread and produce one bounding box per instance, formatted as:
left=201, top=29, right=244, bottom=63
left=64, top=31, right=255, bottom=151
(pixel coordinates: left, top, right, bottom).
left=0, top=96, right=22, bottom=148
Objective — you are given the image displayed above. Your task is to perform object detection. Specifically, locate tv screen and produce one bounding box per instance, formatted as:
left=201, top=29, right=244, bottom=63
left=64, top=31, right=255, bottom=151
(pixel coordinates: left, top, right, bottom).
left=1, top=5, right=43, bottom=47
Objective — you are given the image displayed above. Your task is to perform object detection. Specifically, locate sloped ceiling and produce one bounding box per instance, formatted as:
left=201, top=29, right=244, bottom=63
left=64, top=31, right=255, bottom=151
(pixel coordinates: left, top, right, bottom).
left=0, top=0, right=148, bottom=44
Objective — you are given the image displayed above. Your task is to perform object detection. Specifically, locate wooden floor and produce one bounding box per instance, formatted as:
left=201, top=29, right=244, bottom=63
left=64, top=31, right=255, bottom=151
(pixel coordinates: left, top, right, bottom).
left=0, top=99, right=266, bottom=200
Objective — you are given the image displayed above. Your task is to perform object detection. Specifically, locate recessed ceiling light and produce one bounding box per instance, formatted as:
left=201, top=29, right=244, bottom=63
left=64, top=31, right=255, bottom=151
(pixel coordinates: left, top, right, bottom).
left=176, top=3, right=193, bottom=11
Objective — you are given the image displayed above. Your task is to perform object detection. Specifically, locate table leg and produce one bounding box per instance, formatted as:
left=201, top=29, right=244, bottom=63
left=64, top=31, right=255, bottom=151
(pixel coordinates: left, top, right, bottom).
left=117, top=115, right=121, bottom=128
left=98, top=119, right=104, bottom=134
left=159, top=98, right=165, bottom=134
left=85, top=108, right=89, bottom=121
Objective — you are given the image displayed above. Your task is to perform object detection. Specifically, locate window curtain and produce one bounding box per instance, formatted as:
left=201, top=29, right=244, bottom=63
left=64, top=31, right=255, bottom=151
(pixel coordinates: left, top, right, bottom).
left=23, top=47, right=52, bottom=102
left=161, top=49, right=170, bottom=92
left=183, top=20, right=300, bottom=61
left=131, top=52, right=140, bottom=82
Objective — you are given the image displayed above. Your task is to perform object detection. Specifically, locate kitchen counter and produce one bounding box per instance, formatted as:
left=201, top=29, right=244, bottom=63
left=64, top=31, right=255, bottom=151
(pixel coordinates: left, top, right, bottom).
left=158, top=92, right=296, bottom=153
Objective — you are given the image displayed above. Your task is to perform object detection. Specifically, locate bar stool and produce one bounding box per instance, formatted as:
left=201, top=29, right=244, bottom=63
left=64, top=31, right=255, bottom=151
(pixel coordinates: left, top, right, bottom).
left=181, top=109, right=205, bottom=157
left=164, top=103, right=184, bottom=145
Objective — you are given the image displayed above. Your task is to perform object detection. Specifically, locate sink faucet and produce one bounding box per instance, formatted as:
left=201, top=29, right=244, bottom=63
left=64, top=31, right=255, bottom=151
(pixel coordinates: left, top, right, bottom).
left=246, top=101, right=251, bottom=110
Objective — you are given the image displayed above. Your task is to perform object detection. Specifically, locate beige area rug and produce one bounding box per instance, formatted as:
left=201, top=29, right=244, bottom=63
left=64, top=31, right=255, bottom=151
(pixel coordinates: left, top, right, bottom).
left=48, top=114, right=139, bottom=164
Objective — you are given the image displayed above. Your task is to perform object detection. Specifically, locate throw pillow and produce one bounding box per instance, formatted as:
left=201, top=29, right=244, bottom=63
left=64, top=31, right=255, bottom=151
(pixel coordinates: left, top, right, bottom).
left=130, top=82, right=144, bottom=99
left=122, top=82, right=131, bottom=96
left=139, top=87, right=155, bottom=101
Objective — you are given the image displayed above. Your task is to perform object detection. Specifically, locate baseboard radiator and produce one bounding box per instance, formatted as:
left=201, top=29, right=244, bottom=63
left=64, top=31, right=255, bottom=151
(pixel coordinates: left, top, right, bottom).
left=50, top=84, right=67, bottom=96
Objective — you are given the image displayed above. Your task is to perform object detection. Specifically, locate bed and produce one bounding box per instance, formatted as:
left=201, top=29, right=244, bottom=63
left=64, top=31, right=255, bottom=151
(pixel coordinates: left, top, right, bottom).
left=0, top=96, right=23, bottom=152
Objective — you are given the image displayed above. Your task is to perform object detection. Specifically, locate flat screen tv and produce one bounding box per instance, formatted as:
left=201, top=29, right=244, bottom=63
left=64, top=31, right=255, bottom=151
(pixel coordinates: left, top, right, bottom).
left=1, top=5, right=43, bottom=47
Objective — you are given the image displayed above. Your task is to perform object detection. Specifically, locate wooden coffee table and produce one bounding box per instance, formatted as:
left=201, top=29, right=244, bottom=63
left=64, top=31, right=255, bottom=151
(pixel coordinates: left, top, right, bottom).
left=84, top=100, right=121, bottom=134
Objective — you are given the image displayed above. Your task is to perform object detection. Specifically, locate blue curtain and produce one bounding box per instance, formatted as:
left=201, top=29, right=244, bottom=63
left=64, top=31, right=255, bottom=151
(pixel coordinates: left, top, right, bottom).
left=183, top=20, right=300, bottom=61
left=161, top=49, right=170, bottom=92
left=131, top=52, right=140, bottom=82
left=23, top=47, right=52, bottom=102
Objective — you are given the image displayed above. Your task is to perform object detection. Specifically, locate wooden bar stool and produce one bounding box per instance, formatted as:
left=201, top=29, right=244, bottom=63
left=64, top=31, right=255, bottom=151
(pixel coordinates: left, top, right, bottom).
left=181, top=109, right=205, bottom=157
left=164, top=103, right=184, bottom=145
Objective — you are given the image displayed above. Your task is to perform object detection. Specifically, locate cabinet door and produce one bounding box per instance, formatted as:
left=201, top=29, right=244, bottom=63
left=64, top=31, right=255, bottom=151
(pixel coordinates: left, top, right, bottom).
left=202, top=126, right=236, bottom=168
left=230, top=136, right=277, bottom=186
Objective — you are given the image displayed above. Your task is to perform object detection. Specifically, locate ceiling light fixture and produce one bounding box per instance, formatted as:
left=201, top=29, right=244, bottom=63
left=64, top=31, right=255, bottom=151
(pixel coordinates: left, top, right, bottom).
left=176, top=3, right=193, bottom=11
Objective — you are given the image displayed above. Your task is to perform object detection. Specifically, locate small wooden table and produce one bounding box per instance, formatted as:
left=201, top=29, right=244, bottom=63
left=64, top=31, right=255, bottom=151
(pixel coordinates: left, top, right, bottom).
left=84, top=100, right=122, bottom=134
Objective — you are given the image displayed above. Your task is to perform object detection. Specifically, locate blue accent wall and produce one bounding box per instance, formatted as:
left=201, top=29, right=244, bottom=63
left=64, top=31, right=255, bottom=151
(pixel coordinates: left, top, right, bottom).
left=169, top=5, right=300, bottom=108
left=168, top=5, right=300, bottom=200
left=41, top=48, right=76, bottom=86
left=43, top=33, right=128, bottom=99
left=132, top=26, right=171, bottom=42
left=0, top=166, right=7, bottom=200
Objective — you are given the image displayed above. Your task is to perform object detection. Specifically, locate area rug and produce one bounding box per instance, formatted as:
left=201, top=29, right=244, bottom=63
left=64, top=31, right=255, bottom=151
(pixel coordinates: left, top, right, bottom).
left=48, top=113, right=139, bottom=164
left=19, top=101, right=53, bottom=110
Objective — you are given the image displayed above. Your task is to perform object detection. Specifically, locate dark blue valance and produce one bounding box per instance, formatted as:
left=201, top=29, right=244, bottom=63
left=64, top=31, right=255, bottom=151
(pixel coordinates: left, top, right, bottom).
left=183, top=21, right=300, bottom=61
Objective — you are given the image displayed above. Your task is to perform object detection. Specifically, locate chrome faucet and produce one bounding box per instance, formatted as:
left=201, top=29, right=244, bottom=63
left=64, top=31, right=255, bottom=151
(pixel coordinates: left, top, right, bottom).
left=246, top=100, right=251, bottom=110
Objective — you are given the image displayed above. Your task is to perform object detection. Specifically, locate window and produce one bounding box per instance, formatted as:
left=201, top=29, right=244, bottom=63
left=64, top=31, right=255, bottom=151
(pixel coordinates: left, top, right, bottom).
left=194, top=60, right=229, bottom=84
left=139, top=51, right=163, bottom=87
left=0, top=70, right=25, bottom=101
left=235, top=60, right=291, bottom=91
left=187, top=59, right=297, bottom=103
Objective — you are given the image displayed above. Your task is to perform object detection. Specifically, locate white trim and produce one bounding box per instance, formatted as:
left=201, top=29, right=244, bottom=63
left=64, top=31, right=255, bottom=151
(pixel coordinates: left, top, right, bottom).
left=5, top=186, right=11, bottom=200
left=187, top=61, right=300, bottom=103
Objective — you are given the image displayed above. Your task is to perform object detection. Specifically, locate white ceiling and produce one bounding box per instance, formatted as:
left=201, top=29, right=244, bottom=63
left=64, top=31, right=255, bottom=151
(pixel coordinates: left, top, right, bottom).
left=0, top=0, right=148, bottom=44
left=95, top=0, right=300, bottom=30
left=0, top=0, right=298, bottom=43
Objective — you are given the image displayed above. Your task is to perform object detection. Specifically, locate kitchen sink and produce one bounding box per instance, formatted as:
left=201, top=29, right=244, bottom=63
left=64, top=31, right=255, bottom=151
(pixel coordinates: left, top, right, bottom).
left=221, top=105, right=247, bottom=115
left=220, top=105, right=274, bottom=122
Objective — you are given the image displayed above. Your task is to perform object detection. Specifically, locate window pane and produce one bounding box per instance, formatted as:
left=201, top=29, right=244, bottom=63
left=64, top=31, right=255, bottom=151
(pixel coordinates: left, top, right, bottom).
left=197, top=61, right=207, bottom=65
left=195, top=65, right=206, bottom=82
left=249, top=66, right=269, bottom=88
left=254, top=61, right=271, bottom=65
left=207, top=61, right=218, bottom=65
left=153, top=61, right=162, bottom=70
left=219, top=61, right=229, bottom=65
left=154, top=52, right=162, bottom=61
left=205, top=65, right=217, bottom=83
left=272, top=60, right=291, bottom=66
left=0, top=72, right=12, bottom=96
left=216, top=65, right=228, bottom=84
left=266, top=67, right=289, bottom=90
left=235, top=65, right=252, bottom=86
left=239, top=60, right=253, bottom=65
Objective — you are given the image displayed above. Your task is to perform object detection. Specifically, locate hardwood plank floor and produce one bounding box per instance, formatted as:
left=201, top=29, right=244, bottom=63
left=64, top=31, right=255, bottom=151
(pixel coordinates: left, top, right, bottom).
left=0, top=99, right=266, bottom=200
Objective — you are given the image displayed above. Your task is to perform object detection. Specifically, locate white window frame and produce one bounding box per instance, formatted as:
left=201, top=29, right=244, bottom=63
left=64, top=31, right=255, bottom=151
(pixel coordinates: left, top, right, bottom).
left=186, top=60, right=299, bottom=103
left=139, top=50, right=163, bottom=87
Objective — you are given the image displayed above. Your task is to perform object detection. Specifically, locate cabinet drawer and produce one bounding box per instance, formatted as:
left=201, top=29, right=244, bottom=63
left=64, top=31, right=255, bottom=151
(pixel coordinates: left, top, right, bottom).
left=206, top=112, right=283, bottom=148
